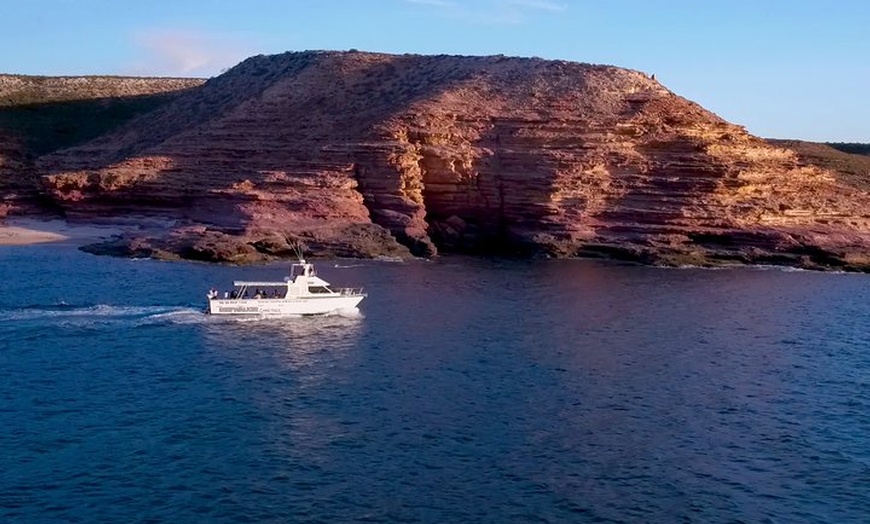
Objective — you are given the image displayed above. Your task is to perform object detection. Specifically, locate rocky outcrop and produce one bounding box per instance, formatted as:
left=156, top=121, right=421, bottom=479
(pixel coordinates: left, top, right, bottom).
left=8, top=52, right=870, bottom=269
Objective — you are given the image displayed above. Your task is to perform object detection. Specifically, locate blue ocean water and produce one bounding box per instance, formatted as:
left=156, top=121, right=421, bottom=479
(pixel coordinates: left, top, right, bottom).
left=1, top=245, right=868, bottom=523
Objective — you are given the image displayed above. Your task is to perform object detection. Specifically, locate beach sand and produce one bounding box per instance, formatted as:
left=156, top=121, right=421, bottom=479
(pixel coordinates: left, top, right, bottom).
left=0, top=219, right=124, bottom=246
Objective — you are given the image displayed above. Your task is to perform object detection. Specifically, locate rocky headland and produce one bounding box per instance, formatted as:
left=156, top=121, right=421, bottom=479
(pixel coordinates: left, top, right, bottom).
left=2, top=51, right=869, bottom=270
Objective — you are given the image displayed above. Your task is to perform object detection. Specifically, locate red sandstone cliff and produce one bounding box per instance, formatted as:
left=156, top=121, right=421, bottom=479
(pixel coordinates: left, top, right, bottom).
left=9, top=52, right=870, bottom=268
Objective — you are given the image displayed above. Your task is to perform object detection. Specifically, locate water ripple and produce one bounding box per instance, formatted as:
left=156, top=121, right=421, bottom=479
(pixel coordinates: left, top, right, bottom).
left=0, top=250, right=868, bottom=522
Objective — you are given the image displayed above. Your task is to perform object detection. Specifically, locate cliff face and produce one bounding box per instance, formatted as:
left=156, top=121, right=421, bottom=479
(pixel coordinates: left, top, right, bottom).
left=0, top=129, right=38, bottom=216
left=0, top=74, right=203, bottom=216
left=9, top=52, right=870, bottom=268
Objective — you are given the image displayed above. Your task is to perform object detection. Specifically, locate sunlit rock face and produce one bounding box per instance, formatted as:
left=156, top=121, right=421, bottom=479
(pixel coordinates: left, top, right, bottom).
left=21, top=51, right=870, bottom=268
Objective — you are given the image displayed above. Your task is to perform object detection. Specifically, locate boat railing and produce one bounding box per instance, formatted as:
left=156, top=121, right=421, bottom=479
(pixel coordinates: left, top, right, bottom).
left=336, top=287, right=365, bottom=296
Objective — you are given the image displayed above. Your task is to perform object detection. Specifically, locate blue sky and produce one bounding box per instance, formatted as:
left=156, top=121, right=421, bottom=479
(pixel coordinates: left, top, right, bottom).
left=1, top=0, right=867, bottom=142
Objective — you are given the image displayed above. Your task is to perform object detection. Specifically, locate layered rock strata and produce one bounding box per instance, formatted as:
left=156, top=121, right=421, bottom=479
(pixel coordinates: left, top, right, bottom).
left=9, top=51, right=870, bottom=269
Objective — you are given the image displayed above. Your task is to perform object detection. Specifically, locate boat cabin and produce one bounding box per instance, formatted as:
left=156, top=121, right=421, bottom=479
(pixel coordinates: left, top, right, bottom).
left=205, top=256, right=366, bottom=315
left=208, top=259, right=360, bottom=301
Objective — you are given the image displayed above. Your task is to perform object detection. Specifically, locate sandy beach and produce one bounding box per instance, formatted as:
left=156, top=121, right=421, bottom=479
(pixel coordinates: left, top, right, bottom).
left=0, top=219, right=124, bottom=246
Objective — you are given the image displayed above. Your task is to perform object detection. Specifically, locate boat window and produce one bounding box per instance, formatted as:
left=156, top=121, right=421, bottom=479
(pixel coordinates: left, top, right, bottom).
left=308, top=286, right=331, bottom=294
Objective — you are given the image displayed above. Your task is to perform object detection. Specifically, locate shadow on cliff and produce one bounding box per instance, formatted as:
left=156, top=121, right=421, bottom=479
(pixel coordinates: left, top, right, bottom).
left=0, top=91, right=198, bottom=214
left=0, top=92, right=199, bottom=157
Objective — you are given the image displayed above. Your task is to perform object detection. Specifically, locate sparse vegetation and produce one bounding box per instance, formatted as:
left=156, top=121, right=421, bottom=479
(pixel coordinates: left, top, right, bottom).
left=826, top=142, right=870, bottom=157
left=767, top=139, right=870, bottom=191
left=0, top=74, right=202, bottom=155
left=0, top=94, right=185, bottom=156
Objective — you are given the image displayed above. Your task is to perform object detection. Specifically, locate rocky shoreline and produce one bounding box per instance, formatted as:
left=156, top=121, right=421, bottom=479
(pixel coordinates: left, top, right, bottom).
left=6, top=218, right=868, bottom=274
left=2, top=216, right=868, bottom=272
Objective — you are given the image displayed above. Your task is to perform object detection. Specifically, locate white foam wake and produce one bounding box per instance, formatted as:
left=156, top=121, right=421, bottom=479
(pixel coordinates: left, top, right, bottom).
left=1, top=303, right=364, bottom=328
left=0, top=303, right=206, bottom=325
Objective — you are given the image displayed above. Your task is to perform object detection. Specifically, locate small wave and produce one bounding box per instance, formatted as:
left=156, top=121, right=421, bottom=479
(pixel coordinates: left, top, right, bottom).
left=653, top=264, right=732, bottom=271
left=330, top=307, right=363, bottom=318
left=16, top=301, right=76, bottom=311
left=656, top=264, right=830, bottom=273
left=673, top=265, right=731, bottom=271
left=748, top=264, right=809, bottom=273
left=132, top=308, right=209, bottom=326
left=748, top=264, right=855, bottom=275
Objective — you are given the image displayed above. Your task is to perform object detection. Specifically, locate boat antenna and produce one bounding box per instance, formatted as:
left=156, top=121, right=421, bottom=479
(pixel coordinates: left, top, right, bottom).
left=292, top=241, right=306, bottom=262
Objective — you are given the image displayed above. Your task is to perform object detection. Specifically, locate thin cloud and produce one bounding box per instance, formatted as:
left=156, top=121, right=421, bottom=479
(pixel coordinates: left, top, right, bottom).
left=127, top=29, right=254, bottom=77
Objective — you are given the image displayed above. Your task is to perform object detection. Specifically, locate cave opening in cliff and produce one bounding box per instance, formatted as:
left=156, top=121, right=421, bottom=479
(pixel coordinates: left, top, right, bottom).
left=421, top=174, right=514, bottom=255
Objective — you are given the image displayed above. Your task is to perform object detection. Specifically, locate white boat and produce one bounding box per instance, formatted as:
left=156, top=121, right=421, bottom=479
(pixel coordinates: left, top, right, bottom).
left=206, top=258, right=366, bottom=316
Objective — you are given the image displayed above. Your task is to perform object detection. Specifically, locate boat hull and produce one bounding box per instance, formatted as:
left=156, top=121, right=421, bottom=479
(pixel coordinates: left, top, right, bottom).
left=207, top=295, right=364, bottom=316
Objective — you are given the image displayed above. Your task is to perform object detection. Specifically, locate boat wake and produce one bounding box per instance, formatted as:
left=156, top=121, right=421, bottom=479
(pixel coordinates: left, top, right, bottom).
left=0, top=303, right=206, bottom=326
left=0, top=302, right=364, bottom=328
